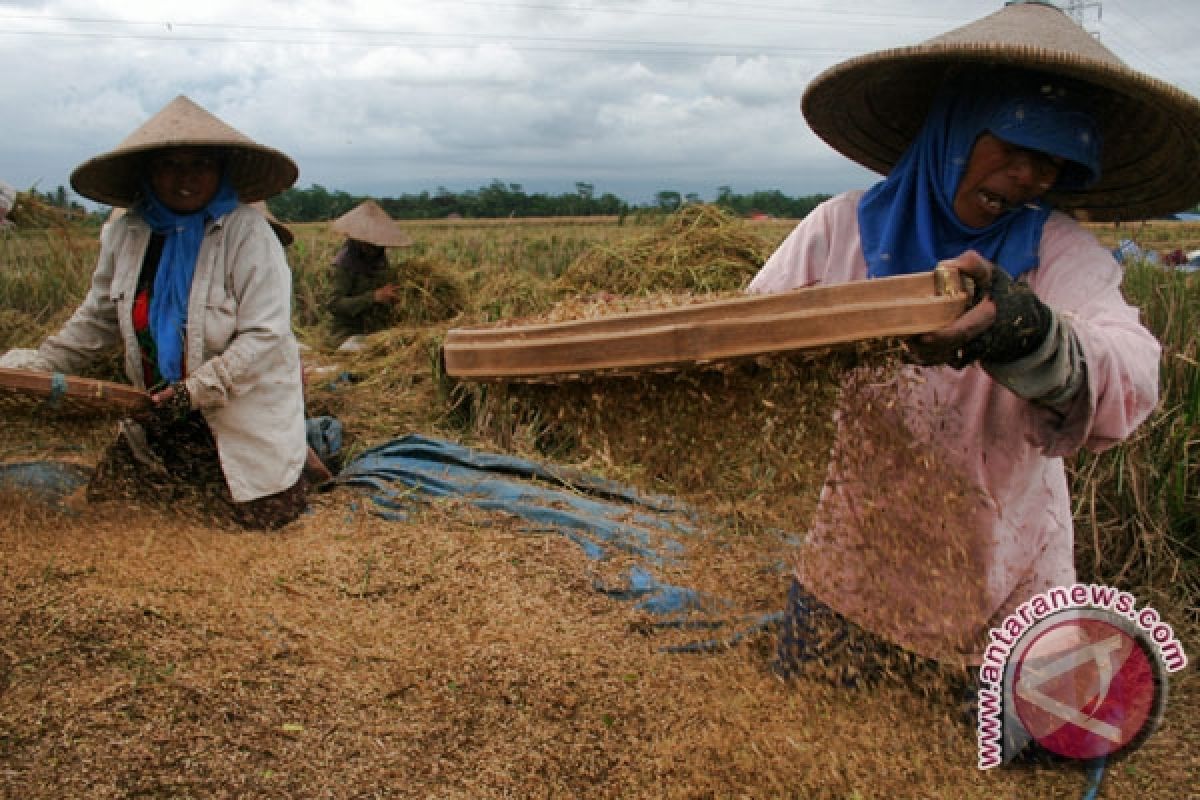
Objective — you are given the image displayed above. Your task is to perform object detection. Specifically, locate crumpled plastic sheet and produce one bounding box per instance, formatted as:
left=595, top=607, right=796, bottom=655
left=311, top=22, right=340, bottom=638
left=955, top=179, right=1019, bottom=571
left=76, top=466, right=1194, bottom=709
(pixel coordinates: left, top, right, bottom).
left=336, top=433, right=783, bottom=652
left=0, top=460, right=92, bottom=508
left=305, top=415, right=344, bottom=468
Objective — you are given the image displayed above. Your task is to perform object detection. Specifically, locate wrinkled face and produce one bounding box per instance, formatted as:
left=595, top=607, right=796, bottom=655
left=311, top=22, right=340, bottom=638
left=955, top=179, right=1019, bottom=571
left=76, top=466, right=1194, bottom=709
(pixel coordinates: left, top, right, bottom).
left=148, top=147, right=223, bottom=213
left=953, top=133, right=1064, bottom=229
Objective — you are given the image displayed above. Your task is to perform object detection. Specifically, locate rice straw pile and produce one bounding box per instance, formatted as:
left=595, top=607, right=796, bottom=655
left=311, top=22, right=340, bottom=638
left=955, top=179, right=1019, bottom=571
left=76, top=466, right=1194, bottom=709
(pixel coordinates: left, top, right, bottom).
left=5, top=191, right=82, bottom=229
left=393, top=254, right=469, bottom=325
left=557, top=205, right=776, bottom=295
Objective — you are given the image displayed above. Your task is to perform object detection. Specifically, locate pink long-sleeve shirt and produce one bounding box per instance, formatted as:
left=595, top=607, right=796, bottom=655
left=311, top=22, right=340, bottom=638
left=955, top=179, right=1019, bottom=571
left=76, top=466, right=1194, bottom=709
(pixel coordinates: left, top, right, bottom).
left=747, top=191, right=1160, bottom=664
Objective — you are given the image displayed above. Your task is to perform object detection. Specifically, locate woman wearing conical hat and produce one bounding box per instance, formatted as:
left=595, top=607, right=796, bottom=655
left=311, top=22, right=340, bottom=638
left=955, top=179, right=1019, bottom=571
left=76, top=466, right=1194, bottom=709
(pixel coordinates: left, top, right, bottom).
left=1, top=95, right=310, bottom=530
left=752, top=2, right=1194, bottom=705
left=325, top=199, right=414, bottom=350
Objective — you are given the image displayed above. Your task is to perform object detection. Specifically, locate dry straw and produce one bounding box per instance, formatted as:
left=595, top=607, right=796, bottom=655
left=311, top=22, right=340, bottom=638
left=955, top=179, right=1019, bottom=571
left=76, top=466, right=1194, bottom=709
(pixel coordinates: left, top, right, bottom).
left=557, top=204, right=775, bottom=295
left=4, top=192, right=82, bottom=229
left=391, top=254, right=469, bottom=325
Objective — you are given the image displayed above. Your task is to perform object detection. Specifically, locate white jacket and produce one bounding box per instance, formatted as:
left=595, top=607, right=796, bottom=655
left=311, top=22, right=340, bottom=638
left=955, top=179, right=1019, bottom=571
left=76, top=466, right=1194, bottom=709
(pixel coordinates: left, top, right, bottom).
left=30, top=205, right=307, bottom=502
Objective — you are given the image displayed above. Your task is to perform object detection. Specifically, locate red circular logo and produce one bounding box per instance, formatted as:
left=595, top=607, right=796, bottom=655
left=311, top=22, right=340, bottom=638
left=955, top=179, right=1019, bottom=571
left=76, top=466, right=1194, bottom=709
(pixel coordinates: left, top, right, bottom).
left=1010, top=615, right=1163, bottom=760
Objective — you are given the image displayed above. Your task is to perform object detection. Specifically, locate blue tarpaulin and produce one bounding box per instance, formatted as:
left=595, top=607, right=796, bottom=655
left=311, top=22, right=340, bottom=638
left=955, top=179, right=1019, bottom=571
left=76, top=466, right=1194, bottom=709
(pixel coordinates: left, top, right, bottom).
left=337, top=433, right=783, bottom=651
left=0, top=460, right=92, bottom=508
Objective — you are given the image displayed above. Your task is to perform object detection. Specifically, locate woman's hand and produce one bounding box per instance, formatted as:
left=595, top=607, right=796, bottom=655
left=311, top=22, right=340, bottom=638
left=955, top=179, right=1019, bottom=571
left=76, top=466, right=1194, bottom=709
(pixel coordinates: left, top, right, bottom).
left=907, top=250, right=1053, bottom=368
left=136, top=381, right=193, bottom=429
left=373, top=284, right=400, bottom=304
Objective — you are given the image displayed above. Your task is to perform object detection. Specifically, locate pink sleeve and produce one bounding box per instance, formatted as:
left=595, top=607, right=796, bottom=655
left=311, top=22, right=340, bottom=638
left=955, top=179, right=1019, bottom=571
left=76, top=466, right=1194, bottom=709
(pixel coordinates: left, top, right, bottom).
left=746, top=192, right=867, bottom=294
left=1026, top=214, right=1161, bottom=456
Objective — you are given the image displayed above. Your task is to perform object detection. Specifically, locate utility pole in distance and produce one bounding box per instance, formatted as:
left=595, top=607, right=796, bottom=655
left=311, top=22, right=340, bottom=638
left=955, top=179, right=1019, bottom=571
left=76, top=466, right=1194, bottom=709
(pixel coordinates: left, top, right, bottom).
left=1061, top=0, right=1102, bottom=34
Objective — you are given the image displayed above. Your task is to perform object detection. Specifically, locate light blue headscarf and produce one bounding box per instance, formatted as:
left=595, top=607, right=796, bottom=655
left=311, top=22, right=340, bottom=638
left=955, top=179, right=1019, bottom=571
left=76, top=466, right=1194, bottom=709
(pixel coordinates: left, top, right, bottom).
left=137, top=174, right=239, bottom=383
left=857, top=71, right=1101, bottom=280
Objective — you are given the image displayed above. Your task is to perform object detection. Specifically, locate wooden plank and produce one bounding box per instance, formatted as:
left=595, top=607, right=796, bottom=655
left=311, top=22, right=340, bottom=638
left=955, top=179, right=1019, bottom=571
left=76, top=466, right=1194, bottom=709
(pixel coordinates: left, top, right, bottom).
left=447, top=270, right=951, bottom=344
left=0, top=367, right=151, bottom=414
left=444, top=269, right=969, bottom=380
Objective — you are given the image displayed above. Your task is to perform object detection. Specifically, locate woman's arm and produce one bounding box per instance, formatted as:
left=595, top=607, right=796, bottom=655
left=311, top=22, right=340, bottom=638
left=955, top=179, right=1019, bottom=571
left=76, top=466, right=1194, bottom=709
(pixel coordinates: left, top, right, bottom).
left=328, top=267, right=384, bottom=323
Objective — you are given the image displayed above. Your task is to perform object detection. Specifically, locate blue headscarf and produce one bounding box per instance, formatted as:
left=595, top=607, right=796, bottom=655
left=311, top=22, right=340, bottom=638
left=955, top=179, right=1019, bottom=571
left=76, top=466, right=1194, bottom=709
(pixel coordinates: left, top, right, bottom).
left=137, top=173, right=240, bottom=383
left=857, top=72, right=1101, bottom=280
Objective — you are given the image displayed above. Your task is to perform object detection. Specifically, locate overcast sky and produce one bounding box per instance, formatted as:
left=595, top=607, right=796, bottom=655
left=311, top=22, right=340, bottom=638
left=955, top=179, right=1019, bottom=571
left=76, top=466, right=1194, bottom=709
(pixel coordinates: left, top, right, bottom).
left=3, top=0, right=1199, bottom=208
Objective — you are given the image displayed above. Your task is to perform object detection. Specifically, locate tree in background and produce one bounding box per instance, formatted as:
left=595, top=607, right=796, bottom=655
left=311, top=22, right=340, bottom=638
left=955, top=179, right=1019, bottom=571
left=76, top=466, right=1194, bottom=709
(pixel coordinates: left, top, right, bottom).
left=264, top=182, right=830, bottom=222
left=655, top=191, right=682, bottom=212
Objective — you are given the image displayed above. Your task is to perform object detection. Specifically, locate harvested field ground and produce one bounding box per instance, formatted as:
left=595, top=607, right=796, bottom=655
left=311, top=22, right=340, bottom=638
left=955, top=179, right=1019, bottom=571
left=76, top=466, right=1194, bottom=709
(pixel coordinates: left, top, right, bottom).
left=2, top=392, right=1195, bottom=800
left=2, top=212, right=1197, bottom=798
left=2, top=487, right=1193, bottom=799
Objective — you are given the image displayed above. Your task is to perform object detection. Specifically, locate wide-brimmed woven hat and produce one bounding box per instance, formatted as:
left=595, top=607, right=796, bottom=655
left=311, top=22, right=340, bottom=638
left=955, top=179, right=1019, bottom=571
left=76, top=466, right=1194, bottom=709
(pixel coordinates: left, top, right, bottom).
left=70, top=95, right=298, bottom=208
left=330, top=200, right=413, bottom=247
left=801, top=0, right=1200, bottom=221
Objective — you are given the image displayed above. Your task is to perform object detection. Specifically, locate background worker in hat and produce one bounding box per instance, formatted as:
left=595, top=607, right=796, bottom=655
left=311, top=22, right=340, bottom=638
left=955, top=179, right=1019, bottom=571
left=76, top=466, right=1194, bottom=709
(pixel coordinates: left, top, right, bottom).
left=0, top=95, right=310, bottom=530
left=750, top=2, right=1198, bottom=691
left=326, top=199, right=414, bottom=351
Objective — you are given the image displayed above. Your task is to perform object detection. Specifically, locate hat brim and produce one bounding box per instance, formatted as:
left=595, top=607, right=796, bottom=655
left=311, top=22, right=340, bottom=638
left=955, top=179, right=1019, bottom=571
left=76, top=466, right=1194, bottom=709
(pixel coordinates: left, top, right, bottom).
left=71, top=141, right=298, bottom=208
left=330, top=200, right=413, bottom=247
left=802, top=46, right=1200, bottom=222
left=331, top=227, right=414, bottom=248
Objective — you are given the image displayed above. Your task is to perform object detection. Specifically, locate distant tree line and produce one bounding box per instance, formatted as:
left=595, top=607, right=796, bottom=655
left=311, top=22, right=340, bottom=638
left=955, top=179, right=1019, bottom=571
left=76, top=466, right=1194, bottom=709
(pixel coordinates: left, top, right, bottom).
left=266, top=180, right=833, bottom=222
left=13, top=181, right=834, bottom=223
left=715, top=186, right=832, bottom=218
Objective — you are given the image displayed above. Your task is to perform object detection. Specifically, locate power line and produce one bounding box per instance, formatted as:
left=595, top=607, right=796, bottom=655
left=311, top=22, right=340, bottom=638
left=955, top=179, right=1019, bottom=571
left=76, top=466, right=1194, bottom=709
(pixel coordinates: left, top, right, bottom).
left=0, top=9, right=961, bottom=43
left=362, top=0, right=966, bottom=26
left=0, top=10, right=947, bottom=59
left=1094, top=0, right=1196, bottom=91
left=1059, top=0, right=1102, bottom=30
left=0, top=26, right=869, bottom=59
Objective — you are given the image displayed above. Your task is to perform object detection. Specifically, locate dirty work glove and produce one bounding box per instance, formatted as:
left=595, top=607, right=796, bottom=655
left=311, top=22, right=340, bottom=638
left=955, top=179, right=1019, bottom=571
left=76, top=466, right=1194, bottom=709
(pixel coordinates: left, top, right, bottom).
left=908, top=252, right=1054, bottom=369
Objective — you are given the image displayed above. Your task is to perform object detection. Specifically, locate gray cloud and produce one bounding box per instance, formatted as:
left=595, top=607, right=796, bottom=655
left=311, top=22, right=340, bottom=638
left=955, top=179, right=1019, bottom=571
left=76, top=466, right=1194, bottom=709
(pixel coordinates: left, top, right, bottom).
left=2, top=0, right=1198, bottom=207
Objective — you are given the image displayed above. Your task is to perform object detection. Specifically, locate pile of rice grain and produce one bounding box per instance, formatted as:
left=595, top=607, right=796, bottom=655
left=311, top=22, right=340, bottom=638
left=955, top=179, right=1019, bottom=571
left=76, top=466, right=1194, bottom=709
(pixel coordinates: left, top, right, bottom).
left=468, top=343, right=903, bottom=532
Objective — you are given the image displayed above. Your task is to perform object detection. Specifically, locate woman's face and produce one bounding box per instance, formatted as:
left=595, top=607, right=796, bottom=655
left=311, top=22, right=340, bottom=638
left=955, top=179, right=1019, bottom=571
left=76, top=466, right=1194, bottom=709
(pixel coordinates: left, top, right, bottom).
left=953, top=133, right=1064, bottom=229
left=351, top=239, right=386, bottom=260
left=148, top=147, right=223, bottom=213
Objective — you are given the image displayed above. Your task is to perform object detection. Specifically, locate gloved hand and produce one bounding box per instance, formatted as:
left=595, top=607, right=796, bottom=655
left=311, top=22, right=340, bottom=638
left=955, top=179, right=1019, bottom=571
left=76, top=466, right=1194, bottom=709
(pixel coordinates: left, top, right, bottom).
left=908, top=251, right=1054, bottom=369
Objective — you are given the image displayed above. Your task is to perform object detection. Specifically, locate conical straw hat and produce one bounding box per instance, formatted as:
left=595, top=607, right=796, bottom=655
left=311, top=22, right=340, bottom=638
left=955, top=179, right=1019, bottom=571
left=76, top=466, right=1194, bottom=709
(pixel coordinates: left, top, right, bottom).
left=70, top=95, right=298, bottom=208
left=330, top=200, right=413, bottom=247
left=801, top=0, right=1200, bottom=221
left=251, top=201, right=294, bottom=247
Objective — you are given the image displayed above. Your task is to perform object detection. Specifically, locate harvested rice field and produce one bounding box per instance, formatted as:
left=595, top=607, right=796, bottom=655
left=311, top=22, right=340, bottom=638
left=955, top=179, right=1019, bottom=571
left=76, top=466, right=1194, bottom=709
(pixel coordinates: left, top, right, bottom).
left=2, top=209, right=1197, bottom=798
